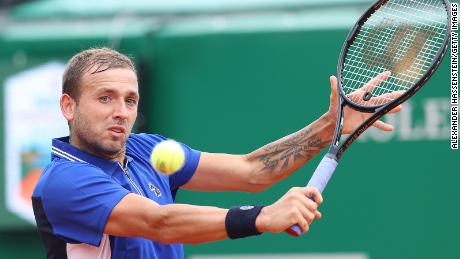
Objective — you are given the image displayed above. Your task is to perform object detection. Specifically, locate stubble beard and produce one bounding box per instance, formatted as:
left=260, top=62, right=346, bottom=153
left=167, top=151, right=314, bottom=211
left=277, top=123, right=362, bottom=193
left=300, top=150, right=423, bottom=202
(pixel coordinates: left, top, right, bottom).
left=71, top=112, right=128, bottom=161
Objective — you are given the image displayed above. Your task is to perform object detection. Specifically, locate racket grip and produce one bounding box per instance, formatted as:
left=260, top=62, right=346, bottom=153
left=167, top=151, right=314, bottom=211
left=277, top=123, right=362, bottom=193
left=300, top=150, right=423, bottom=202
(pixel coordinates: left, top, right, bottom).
left=306, top=155, right=338, bottom=192
left=287, top=155, right=338, bottom=236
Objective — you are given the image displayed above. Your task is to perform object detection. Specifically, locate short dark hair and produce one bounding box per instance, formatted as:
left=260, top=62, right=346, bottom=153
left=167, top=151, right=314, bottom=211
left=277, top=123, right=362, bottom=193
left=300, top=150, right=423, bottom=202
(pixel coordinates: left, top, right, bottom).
left=62, top=47, right=136, bottom=101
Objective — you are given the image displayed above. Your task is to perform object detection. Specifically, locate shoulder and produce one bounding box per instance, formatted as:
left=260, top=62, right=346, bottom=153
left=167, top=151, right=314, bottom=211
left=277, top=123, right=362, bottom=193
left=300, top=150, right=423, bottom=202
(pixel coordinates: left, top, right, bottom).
left=127, top=133, right=167, bottom=149
left=34, top=159, right=111, bottom=197
left=48, top=159, right=107, bottom=179
left=127, top=133, right=169, bottom=153
left=32, top=160, right=129, bottom=246
left=35, top=158, right=129, bottom=212
left=126, top=133, right=202, bottom=167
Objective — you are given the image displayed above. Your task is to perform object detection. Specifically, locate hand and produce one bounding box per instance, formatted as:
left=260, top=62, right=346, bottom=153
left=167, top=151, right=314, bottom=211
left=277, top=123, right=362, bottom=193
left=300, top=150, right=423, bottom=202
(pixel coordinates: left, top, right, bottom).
left=255, top=187, right=323, bottom=235
left=326, top=71, right=403, bottom=134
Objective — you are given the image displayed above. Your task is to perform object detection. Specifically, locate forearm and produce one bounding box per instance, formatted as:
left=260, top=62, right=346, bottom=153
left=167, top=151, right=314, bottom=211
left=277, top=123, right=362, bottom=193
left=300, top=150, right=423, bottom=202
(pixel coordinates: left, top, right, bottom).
left=106, top=194, right=229, bottom=244
left=106, top=190, right=322, bottom=244
left=182, top=113, right=335, bottom=193
left=145, top=203, right=229, bottom=244
left=245, top=112, right=335, bottom=185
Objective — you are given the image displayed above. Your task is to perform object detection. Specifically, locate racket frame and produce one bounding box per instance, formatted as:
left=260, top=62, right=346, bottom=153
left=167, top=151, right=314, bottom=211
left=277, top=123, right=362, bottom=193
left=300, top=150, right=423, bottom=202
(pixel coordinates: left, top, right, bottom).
left=289, top=0, right=451, bottom=237
left=332, top=0, right=452, bottom=159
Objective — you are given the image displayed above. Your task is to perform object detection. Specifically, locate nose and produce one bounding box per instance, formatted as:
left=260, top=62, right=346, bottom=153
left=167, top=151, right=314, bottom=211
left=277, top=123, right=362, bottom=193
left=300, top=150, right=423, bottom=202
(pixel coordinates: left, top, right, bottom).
left=113, top=98, right=129, bottom=120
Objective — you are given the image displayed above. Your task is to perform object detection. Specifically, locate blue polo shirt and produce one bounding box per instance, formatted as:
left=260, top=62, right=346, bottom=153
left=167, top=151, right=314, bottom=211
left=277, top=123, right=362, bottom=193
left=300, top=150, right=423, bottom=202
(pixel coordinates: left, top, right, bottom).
left=32, top=133, right=201, bottom=259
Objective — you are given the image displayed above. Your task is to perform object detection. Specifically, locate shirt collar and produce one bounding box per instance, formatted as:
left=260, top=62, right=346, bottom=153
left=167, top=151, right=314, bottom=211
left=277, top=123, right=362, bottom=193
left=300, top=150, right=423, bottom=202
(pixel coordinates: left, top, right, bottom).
left=51, top=136, right=133, bottom=175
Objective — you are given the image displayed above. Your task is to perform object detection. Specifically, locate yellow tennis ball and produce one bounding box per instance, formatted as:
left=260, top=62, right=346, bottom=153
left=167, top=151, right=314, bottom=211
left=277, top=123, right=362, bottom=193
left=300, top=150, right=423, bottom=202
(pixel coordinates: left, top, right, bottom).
left=150, top=140, right=185, bottom=175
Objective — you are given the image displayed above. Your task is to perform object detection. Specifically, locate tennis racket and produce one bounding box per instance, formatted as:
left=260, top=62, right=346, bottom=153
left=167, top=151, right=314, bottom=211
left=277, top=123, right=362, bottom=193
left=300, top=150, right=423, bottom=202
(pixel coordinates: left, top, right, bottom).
left=287, top=0, right=451, bottom=236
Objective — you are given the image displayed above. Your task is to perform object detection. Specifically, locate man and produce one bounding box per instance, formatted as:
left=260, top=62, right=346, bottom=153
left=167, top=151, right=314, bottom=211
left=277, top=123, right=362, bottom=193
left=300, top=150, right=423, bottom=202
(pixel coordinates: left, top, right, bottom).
left=32, top=48, right=400, bottom=259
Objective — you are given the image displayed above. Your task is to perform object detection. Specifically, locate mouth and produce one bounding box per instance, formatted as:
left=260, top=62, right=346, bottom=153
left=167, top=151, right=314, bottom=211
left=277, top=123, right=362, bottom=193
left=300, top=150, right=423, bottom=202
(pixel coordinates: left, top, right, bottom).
left=107, top=126, right=127, bottom=138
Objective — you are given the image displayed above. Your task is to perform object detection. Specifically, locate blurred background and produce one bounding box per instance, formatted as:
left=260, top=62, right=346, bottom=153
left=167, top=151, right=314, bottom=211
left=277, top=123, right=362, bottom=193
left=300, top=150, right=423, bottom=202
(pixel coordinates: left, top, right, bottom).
left=0, top=0, right=458, bottom=258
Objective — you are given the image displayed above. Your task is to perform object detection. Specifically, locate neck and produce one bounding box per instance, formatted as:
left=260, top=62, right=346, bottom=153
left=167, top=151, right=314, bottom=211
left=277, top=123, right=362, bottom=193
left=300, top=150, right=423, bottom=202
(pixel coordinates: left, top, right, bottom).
left=69, top=134, right=126, bottom=164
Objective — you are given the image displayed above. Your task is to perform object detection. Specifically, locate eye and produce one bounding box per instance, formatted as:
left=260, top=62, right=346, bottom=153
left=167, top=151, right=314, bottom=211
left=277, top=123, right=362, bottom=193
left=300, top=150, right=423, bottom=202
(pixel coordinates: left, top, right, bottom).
left=99, top=96, right=110, bottom=103
left=126, top=98, right=138, bottom=106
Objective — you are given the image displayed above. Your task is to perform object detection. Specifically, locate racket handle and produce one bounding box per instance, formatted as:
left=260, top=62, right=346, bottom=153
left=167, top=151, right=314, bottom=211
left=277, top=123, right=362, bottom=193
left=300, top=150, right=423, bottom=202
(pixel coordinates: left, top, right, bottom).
left=306, top=155, right=338, bottom=192
left=287, top=155, right=338, bottom=236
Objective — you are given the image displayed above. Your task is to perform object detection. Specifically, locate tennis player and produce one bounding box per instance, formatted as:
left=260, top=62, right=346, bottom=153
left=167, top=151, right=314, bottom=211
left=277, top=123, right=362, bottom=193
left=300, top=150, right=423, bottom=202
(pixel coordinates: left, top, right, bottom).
left=32, top=48, right=400, bottom=259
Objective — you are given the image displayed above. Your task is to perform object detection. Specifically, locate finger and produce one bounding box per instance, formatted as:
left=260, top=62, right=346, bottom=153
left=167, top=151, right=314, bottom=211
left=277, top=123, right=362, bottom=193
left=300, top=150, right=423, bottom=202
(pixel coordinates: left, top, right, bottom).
left=287, top=204, right=311, bottom=234
left=370, top=90, right=405, bottom=105
left=298, top=216, right=309, bottom=234
left=387, top=104, right=403, bottom=114
left=290, top=192, right=318, bottom=224
left=373, top=120, right=394, bottom=131
left=296, top=202, right=316, bottom=224
left=362, top=71, right=392, bottom=93
left=304, top=187, right=323, bottom=205
left=285, top=215, right=309, bottom=236
left=315, top=210, right=322, bottom=219
left=290, top=211, right=310, bottom=235
left=297, top=196, right=318, bottom=223
left=330, top=75, right=338, bottom=101
left=330, top=75, right=338, bottom=90
left=369, top=93, right=403, bottom=107
left=292, top=191, right=318, bottom=212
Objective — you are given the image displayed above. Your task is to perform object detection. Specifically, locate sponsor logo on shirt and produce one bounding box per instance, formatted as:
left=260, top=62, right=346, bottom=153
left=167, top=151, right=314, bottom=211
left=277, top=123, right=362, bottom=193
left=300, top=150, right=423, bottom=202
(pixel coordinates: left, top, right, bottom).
left=148, top=183, right=162, bottom=197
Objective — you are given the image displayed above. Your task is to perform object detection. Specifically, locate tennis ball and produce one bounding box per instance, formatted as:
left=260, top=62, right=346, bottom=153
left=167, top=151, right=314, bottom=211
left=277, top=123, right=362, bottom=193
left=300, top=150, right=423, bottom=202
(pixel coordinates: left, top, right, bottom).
left=150, top=140, right=185, bottom=175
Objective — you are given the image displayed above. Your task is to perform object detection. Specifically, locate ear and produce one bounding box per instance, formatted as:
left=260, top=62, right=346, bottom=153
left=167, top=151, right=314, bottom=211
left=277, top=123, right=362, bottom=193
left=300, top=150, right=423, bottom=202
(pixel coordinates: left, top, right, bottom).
left=61, top=94, right=76, bottom=122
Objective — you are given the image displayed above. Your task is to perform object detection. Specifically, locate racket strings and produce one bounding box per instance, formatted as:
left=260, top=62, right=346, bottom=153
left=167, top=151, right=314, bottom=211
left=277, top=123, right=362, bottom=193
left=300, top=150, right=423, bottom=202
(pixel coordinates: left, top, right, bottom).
left=346, top=50, right=432, bottom=84
left=391, top=0, right=448, bottom=25
left=355, top=26, right=444, bottom=61
left=347, top=39, right=437, bottom=76
left=344, top=57, right=430, bottom=86
left=357, top=22, right=441, bottom=88
left=386, top=2, right=447, bottom=26
left=345, top=0, right=446, bottom=103
left=341, top=0, right=448, bottom=108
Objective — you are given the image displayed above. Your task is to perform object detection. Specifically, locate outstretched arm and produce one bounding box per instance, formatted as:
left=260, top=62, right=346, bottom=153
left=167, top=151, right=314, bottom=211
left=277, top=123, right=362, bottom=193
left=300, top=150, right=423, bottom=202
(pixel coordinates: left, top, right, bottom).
left=183, top=75, right=402, bottom=192
left=104, top=187, right=322, bottom=244
left=183, top=111, right=334, bottom=192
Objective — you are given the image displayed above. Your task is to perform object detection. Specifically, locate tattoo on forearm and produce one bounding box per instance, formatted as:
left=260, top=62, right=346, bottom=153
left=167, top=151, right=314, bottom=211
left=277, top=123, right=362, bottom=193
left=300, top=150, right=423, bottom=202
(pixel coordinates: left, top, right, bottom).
left=256, top=127, right=330, bottom=173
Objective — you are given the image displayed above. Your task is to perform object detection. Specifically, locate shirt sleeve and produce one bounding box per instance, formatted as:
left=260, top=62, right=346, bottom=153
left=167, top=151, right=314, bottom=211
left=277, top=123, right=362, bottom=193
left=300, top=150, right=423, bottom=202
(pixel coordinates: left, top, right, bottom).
left=128, top=133, right=201, bottom=191
left=42, top=162, right=130, bottom=246
left=168, top=141, right=201, bottom=190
